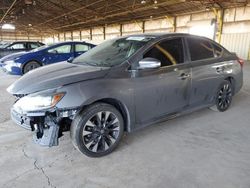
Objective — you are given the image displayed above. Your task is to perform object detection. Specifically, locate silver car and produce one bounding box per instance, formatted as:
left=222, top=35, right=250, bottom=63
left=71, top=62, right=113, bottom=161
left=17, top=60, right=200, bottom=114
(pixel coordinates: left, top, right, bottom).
left=8, top=33, right=243, bottom=157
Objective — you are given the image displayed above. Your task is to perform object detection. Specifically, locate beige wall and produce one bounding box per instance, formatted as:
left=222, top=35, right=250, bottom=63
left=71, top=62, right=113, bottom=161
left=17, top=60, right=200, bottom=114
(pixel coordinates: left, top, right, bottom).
left=1, top=6, right=249, bottom=44
left=3, top=5, right=248, bottom=58
left=221, top=33, right=250, bottom=59
left=0, top=31, right=43, bottom=42
left=47, top=6, right=249, bottom=45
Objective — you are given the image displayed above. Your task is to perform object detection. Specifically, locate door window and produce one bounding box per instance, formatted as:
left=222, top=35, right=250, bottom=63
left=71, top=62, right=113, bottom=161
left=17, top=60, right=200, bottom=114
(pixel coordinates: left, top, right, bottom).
left=143, top=38, right=184, bottom=67
left=212, top=43, right=223, bottom=57
left=75, top=44, right=89, bottom=52
left=187, top=38, right=214, bottom=61
left=29, top=42, right=41, bottom=49
left=48, top=45, right=71, bottom=54
left=8, top=43, right=26, bottom=50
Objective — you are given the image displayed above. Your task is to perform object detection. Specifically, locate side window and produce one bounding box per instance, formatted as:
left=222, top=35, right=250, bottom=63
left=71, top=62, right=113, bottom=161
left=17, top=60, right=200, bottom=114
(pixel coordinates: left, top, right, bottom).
left=48, top=45, right=71, bottom=54
left=75, top=44, right=89, bottom=52
left=29, top=42, right=40, bottom=49
left=212, top=43, right=223, bottom=57
left=8, top=43, right=26, bottom=50
left=144, top=38, right=184, bottom=67
left=187, top=38, right=214, bottom=61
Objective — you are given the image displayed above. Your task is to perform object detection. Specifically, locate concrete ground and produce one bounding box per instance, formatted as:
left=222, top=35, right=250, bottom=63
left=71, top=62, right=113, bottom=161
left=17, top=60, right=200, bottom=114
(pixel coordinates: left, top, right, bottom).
left=0, top=64, right=250, bottom=188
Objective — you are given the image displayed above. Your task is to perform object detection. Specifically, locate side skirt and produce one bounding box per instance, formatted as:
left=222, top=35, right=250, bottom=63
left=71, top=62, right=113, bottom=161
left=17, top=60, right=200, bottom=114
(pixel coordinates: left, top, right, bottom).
left=131, top=102, right=214, bottom=132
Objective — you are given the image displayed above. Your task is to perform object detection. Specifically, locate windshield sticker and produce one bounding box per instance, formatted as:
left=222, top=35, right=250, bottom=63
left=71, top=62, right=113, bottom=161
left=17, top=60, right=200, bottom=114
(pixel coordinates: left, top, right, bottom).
left=126, top=37, right=154, bottom=41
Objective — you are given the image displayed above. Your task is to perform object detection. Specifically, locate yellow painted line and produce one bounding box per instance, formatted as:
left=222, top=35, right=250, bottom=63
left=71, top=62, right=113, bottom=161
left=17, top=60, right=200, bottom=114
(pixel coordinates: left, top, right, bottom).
left=155, top=44, right=177, bottom=65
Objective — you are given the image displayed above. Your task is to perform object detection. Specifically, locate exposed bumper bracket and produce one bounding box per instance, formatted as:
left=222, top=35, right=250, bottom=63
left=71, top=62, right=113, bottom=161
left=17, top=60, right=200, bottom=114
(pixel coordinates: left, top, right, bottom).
left=33, top=121, right=59, bottom=147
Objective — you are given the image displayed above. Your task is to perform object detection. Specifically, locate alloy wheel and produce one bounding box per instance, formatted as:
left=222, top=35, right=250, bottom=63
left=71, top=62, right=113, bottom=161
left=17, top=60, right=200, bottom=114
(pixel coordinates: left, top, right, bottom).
left=82, top=111, right=120, bottom=153
left=217, top=83, right=232, bottom=111
left=24, top=62, right=40, bottom=74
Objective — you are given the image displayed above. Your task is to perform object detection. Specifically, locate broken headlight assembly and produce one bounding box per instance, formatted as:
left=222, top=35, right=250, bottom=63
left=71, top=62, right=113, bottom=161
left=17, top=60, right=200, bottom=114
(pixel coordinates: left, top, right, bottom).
left=13, top=91, right=65, bottom=113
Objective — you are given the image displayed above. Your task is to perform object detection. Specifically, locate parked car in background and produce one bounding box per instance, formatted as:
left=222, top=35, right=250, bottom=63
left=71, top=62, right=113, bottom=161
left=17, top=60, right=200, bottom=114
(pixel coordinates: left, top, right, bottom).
left=0, top=41, right=9, bottom=48
left=0, top=41, right=44, bottom=58
left=0, top=41, right=95, bottom=75
left=8, top=33, right=243, bottom=157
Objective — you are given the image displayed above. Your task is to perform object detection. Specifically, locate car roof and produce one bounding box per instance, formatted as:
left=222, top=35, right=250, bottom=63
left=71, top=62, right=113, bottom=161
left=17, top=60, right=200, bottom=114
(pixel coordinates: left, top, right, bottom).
left=10, top=41, right=42, bottom=43
left=123, top=32, right=212, bottom=40
left=49, top=41, right=94, bottom=46
left=54, top=41, right=88, bottom=44
left=122, top=33, right=217, bottom=45
left=124, top=32, right=190, bottom=37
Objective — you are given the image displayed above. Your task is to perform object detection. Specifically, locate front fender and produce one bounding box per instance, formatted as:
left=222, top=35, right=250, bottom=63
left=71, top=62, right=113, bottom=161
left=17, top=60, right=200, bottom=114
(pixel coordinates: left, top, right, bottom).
left=55, top=78, right=135, bottom=131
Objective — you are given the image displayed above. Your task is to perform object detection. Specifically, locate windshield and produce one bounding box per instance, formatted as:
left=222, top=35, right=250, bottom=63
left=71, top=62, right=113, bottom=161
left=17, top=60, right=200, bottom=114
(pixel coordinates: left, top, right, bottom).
left=72, top=36, right=154, bottom=67
left=0, top=42, right=10, bottom=49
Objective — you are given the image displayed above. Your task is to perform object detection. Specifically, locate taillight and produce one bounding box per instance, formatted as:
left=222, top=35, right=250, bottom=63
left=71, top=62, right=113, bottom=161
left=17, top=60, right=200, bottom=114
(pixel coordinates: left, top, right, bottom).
left=237, top=58, right=244, bottom=67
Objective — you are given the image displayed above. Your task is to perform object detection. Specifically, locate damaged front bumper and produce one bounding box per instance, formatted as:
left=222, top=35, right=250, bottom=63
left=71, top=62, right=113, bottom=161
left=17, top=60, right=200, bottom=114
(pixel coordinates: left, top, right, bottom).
left=11, top=108, right=32, bottom=130
left=11, top=107, right=78, bottom=147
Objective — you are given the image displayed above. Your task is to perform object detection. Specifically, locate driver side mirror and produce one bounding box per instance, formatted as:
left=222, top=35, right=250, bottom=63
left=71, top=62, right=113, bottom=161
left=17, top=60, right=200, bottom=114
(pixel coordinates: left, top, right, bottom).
left=138, top=57, right=161, bottom=70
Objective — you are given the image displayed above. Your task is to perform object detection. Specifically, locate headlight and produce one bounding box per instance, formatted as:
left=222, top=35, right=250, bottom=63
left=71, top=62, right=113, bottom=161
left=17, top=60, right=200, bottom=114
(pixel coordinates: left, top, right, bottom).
left=4, top=60, right=15, bottom=64
left=3, top=60, right=20, bottom=71
left=13, top=92, right=65, bottom=113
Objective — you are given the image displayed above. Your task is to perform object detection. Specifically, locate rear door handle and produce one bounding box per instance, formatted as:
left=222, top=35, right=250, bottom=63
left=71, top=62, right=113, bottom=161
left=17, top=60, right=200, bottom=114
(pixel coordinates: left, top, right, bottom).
left=178, top=73, right=190, bottom=80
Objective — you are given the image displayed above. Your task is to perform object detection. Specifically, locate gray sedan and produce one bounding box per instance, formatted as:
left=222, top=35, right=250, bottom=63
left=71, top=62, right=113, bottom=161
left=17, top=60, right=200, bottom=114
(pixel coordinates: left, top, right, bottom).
left=8, top=33, right=243, bottom=157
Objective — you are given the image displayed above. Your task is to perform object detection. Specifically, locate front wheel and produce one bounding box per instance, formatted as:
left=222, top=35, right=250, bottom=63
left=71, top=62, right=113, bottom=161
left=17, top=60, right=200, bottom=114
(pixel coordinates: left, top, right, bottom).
left=23, top=61, right=41, bottom=74
left=70, top=103, right=124, bottom=157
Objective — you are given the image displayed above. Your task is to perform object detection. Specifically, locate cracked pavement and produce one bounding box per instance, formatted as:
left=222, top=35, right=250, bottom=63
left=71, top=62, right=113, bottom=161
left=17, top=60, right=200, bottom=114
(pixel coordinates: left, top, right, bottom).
left=1, top=64, right=250, bottom=188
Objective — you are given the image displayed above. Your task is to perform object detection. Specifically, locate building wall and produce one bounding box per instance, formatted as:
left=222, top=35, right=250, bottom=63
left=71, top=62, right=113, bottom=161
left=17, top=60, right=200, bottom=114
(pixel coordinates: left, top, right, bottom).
left=221, top=33, right=250, bottom=59
left=2, top=5, right=247, bottom=59
left=0, top=31, right=43, bottom=42
left=51, top=10, right=218, bottom=44
left=145, top=18, right=174, bottom=33
left=221, top=6, right=250, bottom=59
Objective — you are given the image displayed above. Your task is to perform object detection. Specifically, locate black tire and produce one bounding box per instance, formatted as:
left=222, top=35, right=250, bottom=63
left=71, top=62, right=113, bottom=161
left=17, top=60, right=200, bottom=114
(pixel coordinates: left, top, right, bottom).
left=214, top=80, right=233, bottom=112
left=70, top=103, right=124, bottom=157
left=23, top=61, right=41, bottom=74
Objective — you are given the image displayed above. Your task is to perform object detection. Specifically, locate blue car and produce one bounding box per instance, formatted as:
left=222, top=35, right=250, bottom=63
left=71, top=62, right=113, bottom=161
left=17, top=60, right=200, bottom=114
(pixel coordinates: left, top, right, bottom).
left=0, top=41, right=95, bottom=75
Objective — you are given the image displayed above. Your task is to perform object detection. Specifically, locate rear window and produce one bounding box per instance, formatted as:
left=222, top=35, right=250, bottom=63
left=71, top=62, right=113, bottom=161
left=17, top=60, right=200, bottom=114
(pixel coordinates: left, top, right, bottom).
left=29, top=42, right=41, bottom=49
left=75, top=44, right=89, bottom=52
left=187, top=38, right=214, bottom=61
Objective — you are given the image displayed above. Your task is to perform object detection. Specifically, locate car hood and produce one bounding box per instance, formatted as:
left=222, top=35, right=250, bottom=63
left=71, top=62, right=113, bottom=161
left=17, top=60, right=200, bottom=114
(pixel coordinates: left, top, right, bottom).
left=0, top=51, right=28, bottom=62
left=7, top=62, right=110, bottom=94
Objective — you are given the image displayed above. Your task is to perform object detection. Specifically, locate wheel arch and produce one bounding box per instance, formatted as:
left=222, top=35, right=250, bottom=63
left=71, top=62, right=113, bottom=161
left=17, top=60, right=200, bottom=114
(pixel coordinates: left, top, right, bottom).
left=80, top=98, right=131, bottom=132
left=21, top=59, right=42, bottom=74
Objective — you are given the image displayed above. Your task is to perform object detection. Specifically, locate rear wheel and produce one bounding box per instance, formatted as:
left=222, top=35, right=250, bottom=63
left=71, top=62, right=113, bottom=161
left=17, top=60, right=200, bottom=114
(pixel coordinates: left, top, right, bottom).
left=71, top=103, right=124, bottom=157
left=23, top=61, right=41, bottom=74
left=211, top=80, right=233, bottom=112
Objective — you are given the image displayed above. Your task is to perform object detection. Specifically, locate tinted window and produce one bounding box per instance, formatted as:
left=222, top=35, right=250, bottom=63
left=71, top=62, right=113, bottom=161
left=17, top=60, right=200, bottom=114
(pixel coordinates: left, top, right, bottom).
left=144, top=38, right=184, bottom=67
left=187, top=38, right=214, bottom=61
left=75, top=44, right=89, bottom=52
left=8, top=43, right=26, bottom=50
left=212, top=43, right=223, bottom=57
left=48, top=44, right=71, bottom=54
left=29, top=42, right=41, bottom=49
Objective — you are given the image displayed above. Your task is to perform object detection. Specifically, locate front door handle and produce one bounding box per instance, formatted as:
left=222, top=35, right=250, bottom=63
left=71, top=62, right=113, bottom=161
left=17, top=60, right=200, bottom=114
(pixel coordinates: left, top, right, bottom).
left=178, top=73, right=190, bottom=80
